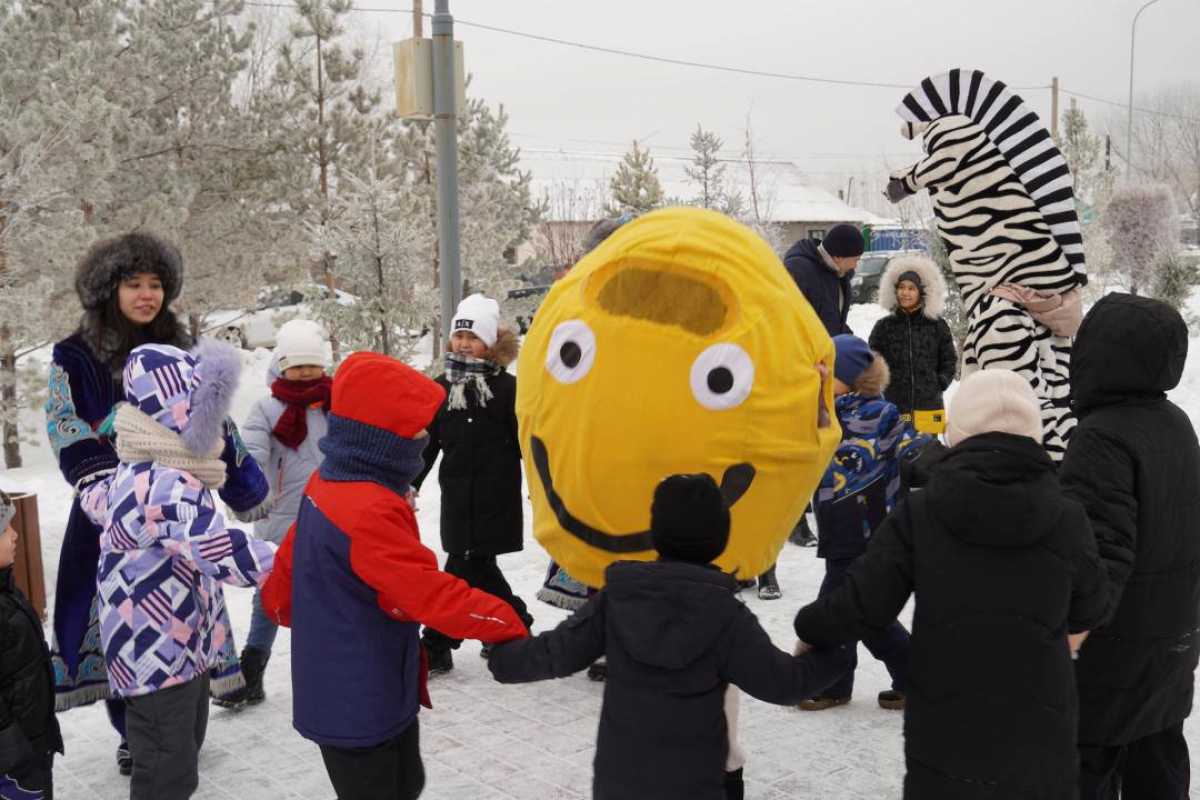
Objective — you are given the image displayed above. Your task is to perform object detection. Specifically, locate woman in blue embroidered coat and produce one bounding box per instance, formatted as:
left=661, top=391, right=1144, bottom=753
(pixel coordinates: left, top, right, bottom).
left=45, top=233, right=270, bottom=776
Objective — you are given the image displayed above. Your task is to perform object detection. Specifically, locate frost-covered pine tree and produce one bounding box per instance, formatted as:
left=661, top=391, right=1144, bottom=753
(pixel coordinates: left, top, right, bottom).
left=267, top=0, right=381, bottom=355
left=607, top=140, right=663, bottom=216
left=683, top=124, right=743, bottom=216
left=309, top=132, right=433, bottom=357
left=386, top=88, right=542, bottom=351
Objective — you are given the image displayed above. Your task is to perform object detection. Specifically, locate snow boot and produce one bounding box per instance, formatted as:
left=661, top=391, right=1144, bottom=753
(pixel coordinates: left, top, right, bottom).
left=788, top=516, right=817, bottom=547
left=240, top=646, right=270, bottom=706
left=116, top=740, right=132, bottom=776
left=586, top=659, right=607, bottom=682
left=426, top=646, right=453, bottom=676
left=480, top=643, right=493, bottom=659
left=757, top=566, right=782, bottom=600
left=798, top=695, right=851, bottom=711
left=878, top=690, right=905, bottom=710
left=735, top=578, right=758, bottom=592
left=211, top=685, right=247, bottom=710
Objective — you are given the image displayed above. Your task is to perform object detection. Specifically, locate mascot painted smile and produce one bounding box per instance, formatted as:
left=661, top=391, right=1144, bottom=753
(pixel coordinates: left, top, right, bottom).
left=517, top=207, right=840, bottom=588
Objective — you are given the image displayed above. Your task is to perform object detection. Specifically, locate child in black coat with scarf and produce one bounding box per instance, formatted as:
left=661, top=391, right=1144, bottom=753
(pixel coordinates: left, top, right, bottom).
left=415, top=294, right=533, bottom=674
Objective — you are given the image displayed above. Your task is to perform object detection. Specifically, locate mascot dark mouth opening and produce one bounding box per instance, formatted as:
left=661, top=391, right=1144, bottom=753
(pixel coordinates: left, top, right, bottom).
left=529, top=435, right=756, bottom=554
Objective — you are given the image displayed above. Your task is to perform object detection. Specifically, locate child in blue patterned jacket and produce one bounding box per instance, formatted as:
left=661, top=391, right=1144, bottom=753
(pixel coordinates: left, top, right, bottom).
left=799, top=334, right=929, bottom=714
left=80, top=340, right=276, bottom=800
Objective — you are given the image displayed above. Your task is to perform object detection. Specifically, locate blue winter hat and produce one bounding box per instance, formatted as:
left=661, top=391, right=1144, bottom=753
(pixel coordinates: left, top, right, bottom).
left=833, top=334, right=874, bottom=386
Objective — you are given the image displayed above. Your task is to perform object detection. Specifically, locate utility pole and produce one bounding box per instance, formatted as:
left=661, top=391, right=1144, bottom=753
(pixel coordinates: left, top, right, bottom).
left=432, top=0, right=462, bottom=341
left=412, top=0, right=422, bottom=37
left=1050, top=77, right=1060, bottom=139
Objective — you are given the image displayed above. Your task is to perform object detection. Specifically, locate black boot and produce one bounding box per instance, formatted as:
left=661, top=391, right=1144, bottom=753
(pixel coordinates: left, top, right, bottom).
left=426, top=646, right=453, bottom=676
left=788, top=515, right=817, bottom=547
left=240, top=646, right=270, bottom=706
left=724, top=767, right=744, bottom=800
left=116, top=740, right=133, bottom=777
left=757, top=565, right=782, bottom=600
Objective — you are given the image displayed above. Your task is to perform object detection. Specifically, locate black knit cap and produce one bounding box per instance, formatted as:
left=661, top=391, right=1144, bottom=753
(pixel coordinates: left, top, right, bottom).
left=821, top=223, right=865, bottom=258
left=74, top=232, right=184, bottom=311
left=896, top=270, right=924, bottom=289
left=651, top=473, right=730, bottom=564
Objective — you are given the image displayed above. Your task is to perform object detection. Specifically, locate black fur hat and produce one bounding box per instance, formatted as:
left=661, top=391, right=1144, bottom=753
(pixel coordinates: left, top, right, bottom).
left=74, top=233, right=184, bottom=311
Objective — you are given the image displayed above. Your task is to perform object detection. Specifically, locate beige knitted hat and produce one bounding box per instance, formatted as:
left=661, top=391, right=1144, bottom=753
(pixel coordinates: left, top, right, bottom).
left=946, top=370, right=1043, bottom=447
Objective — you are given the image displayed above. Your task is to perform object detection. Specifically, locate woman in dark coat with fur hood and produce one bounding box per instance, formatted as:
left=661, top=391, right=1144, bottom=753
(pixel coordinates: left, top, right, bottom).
left=868, top=255, right=957, bottom=434
left=414, top=294, right=533, bottom=674
left=45, top=233, right=270, bottom=776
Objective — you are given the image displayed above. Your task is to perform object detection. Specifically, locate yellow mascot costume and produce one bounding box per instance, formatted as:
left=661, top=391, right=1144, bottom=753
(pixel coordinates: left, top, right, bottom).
left=517, top=207, right=841, bottom=588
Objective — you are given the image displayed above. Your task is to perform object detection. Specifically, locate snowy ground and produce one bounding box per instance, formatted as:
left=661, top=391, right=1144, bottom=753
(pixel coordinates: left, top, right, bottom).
left=5, top=300, right=1200, bottom=799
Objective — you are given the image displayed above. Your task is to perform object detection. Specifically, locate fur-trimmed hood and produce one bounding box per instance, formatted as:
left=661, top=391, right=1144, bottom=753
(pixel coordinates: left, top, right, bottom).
left=121, top=339, right=242, bottom=454
left=488, top=326, right=520, bottom=367
left=855, top=352, right=891, bottom=397
left=878, top=255, right=946, bottom=319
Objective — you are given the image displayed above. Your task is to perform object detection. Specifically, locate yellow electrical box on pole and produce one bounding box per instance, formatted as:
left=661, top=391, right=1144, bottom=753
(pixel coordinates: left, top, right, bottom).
left=393, top=38, right=465, bottom=119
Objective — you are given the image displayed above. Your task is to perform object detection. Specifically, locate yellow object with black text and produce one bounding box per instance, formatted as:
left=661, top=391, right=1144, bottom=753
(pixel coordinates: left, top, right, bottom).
left=913, top=409, right=947, bottom=435
left=515, top=207, right=841, bottom=588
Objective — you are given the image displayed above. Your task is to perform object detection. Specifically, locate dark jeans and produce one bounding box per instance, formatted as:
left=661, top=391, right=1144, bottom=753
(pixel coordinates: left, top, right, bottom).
left=819, top=557, right=910, bottom=698
left=0, top=752, right=53, bottom=799
left=124, top=674, right=209, bottom=800
left=422, top=555, right=532, bottom=652
left=320, top=718, right=424, bottom=800
left=1079, top=722, right=1190, bottom=799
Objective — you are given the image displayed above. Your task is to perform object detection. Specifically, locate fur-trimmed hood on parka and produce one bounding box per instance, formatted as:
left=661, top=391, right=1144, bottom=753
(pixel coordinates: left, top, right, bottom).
left=488, top=327, right=519, bottom=367
left=877, top=255, right=946, bottom=320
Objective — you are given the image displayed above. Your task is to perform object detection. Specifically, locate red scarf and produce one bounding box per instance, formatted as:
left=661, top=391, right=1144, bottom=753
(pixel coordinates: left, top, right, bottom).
left=270, top=376, right=332, bottom=449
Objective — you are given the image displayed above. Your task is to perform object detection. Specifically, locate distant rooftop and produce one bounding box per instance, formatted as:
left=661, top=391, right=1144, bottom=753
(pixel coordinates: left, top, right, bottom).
left=521, top=148, right=897, bottom=226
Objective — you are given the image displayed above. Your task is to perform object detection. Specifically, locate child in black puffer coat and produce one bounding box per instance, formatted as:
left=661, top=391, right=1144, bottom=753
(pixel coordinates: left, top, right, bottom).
left=868, top=255, right=956, bottom=435
left=0, top=489, right=63, bottom=800
left=415, top=294, right=533, bottom=675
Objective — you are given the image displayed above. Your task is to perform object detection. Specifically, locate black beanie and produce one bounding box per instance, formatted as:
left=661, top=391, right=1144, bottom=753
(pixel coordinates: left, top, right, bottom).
left=896, top=270, right=924, bottom=290
left=821, top=224, right=865, bottom=258
left=650, top=474, right=731, bottom=564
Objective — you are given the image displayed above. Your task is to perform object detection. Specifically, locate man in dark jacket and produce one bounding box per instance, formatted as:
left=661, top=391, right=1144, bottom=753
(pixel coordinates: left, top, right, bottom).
left=0, top=489, right=63, bottom=799
left=780, top=222, right=865, bottom=550
left=782, top=222, right=864, bottom=338
left=1059, top=293, right=1199, bottom=799
left=795, top=369, right=1109, bottom=798
left=488, top=474, right=849, bottom=800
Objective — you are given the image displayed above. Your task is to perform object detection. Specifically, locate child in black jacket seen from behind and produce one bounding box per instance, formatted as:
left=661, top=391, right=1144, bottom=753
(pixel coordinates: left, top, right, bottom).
left=0, top=489, right=63, bottom=800
left=488, top=474, right=850, bottom=800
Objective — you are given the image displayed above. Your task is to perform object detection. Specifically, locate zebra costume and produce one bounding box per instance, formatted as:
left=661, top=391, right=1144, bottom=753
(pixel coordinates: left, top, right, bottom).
left=886, top=69, right=1086, bottom=461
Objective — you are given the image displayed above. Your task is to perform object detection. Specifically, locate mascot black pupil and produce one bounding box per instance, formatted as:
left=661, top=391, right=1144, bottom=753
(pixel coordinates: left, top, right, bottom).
left=707, top=367, right=734, bottom=394
left=560, top=341, right=582, bottom=369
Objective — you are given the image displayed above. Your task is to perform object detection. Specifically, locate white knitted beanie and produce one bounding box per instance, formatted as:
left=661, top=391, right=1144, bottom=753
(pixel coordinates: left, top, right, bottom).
left=451, top=294, right=500, bottom=348
left=275, top=319, right=329, bottom=371
left=946, top=369, right=1043, bottom=447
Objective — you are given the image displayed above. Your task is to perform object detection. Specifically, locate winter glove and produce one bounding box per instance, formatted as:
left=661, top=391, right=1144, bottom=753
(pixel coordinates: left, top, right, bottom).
left=885, top=178, right=910, bottom=204
left=230, top=493, right=275, bottom=523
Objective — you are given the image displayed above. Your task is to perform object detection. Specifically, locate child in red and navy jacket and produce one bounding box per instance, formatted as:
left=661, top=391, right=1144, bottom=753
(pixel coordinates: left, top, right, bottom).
left=261, top=352, right=528, bottom=800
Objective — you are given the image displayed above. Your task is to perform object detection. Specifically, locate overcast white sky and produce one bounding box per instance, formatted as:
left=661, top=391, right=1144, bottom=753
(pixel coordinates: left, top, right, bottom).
left=354, top=0, right=1199, bottom=193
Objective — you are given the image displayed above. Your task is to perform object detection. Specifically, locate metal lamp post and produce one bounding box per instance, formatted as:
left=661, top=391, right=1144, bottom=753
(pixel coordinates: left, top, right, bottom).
left=1126, top=0, right=1162, bottom=179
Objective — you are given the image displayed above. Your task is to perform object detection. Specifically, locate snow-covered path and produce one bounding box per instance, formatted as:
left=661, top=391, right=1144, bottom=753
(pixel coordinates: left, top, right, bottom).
left=5, top=303, right=1200, bottom=799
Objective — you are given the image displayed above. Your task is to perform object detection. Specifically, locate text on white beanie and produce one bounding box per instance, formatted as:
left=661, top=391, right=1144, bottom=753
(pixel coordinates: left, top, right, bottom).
left=451, top=294, right=501, bottom=349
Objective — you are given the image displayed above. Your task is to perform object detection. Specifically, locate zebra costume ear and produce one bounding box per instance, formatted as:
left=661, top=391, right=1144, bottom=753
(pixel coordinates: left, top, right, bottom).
left=894, top=68, right=1087, bottom=286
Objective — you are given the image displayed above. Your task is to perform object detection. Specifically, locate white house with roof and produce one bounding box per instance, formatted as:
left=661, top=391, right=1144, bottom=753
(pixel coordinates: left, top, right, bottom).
left=518, top=147, right=896, bottom=266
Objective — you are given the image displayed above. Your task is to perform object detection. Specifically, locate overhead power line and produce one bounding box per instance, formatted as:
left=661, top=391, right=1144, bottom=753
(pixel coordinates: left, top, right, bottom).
left=242, top=2, right=1196, bottom=123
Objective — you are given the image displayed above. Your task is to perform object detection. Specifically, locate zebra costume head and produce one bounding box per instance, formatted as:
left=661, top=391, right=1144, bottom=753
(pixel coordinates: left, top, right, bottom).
left=895, top=69, right=1086, bottom=285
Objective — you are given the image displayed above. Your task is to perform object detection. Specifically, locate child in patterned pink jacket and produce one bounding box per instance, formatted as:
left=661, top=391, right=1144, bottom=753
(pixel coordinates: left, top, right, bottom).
left=81, top=340, right=275, bottom=800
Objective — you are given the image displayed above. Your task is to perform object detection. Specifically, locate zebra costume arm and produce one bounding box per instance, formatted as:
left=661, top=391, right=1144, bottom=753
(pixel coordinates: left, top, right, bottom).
left=888, top=117, right=976, bottom=200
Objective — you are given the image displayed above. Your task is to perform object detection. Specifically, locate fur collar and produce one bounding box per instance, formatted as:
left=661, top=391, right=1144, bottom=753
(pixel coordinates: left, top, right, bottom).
left=877, top=255, right=947, bottom=319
